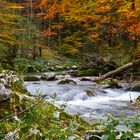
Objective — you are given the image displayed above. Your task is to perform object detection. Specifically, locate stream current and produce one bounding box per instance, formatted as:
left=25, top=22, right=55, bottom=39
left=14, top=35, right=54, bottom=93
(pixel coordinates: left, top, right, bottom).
left=24, top=77, right=140, bottom=122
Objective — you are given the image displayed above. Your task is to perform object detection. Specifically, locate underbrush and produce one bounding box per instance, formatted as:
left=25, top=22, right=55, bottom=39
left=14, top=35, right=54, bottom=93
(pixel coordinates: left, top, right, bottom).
left=13, top=57, right=79, bottom=73
left=1, top=96, right=140, bottom=140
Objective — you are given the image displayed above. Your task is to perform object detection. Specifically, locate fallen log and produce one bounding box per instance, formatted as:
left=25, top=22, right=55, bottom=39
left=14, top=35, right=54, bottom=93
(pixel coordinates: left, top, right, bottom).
left=93, top=59, right=140, bottom=82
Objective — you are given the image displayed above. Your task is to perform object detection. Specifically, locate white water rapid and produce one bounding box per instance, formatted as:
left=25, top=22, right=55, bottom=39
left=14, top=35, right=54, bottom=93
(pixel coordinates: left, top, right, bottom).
left=24, top=77, right=140, bottom=122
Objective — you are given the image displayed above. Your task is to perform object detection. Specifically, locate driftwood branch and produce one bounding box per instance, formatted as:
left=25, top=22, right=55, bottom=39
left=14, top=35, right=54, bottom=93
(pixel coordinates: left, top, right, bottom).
left=93, top=59, right=140, bottom=82
left=0, top=100, right=44, bottom=122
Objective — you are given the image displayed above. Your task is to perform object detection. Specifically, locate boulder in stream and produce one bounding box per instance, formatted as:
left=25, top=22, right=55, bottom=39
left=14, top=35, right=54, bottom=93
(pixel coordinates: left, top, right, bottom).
left=56, top=75, right=65, bottom=80
left=41, top=72, right=56, bottom=81
left=84, top=90, right=96, bottom=96
left=67, top=70, right=77, bottom=76
left=24, top=75, right=40, bottom=81
left=79, top=77, right=93, bottom=81
left=106, top=79, right=122, bottom=88
left=58, top=79, right=77, bottom=85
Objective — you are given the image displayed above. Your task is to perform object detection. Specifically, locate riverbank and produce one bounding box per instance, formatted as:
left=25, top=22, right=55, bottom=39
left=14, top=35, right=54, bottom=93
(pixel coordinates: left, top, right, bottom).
left=0, top=70, right=140, bottom=139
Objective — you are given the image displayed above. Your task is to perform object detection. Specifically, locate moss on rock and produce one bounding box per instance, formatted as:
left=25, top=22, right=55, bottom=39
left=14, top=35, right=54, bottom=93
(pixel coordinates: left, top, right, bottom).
left=77, top=68, right=99, bottom=76
left=24, top=75, right=40, bottom=81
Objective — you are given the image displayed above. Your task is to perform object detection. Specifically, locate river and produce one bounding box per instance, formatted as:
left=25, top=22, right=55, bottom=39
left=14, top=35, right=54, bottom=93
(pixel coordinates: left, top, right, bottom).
left=24, top=76, right=140, bottom=122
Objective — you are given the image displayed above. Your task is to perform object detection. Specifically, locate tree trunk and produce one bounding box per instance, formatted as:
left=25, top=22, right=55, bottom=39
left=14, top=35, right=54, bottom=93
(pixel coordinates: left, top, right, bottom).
left=39, top=47, right=42, bottom=57
left=93, top=59, right=140, bottom=82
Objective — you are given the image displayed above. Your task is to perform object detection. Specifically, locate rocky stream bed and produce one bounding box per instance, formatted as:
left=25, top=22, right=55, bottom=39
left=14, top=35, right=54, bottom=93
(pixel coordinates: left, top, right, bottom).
left=24, top=72, right=140, bottom=123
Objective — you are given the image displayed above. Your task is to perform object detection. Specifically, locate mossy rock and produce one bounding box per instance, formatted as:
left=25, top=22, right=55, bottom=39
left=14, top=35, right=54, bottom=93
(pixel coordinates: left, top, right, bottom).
left=58, top=79, right=77, bottom=85
left=136, top=96, right=140, bottom=102
left=107, top=79, right=121, bottom=88
left=85, top=90, right=96, bottom=96
left=41, top=72, right=56, bottom=81
left=24, top=75, right=40, bottom=81
left=131, top=83, right=140, bottom=91
left=77, top=68, right=99, bottom=76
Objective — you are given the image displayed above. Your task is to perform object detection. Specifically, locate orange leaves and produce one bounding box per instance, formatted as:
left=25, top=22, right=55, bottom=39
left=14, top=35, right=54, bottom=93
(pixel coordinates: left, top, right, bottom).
left=44, top=2, right=59, bottom=19
left=38, top=0, right=140, bottom=46
left=96, top=5, right=111, bottom=14
left=39, top=0, right=48, bottom=7
left=39, top=0, right=60, bottom=19
left=41, top=27, right=57, bottom=37
left=128, top=23, right=140, bottom=36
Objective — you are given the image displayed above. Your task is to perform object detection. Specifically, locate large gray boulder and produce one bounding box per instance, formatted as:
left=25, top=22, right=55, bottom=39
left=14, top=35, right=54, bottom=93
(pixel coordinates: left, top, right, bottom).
left=41, top=72, right=56, bottom=81
left=0, top=84, right=10, bottom=102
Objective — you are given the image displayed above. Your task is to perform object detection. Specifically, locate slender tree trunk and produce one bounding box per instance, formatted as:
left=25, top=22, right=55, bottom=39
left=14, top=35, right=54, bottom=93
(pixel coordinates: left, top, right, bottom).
left=93, top=59, right=140, bottom=82
left=39, top=47, right=42, bottom=57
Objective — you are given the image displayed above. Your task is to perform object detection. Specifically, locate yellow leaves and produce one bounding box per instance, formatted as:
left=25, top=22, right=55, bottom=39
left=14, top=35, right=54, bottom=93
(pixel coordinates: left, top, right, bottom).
left=0, top=18, right=16, bottom=25
left=117, top=8, right=129, bottom=13
left=6, top=5, right=24, bottom=10
left=90, top=32, right=100, bottom=41
left=0, top=1, right=22, bottom=46
left=51, top=24, right=63, bottom=30
left=0, top=34, right=20, bottom=45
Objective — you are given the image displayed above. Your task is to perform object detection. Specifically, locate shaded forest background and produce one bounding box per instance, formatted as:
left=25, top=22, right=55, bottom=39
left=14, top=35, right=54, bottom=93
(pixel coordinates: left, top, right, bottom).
left=1, top=0, right=140, bottom=71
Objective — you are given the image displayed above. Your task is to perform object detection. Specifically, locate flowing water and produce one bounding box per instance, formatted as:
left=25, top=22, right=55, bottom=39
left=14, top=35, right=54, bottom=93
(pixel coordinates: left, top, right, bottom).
left=24, top=76, right=140, bottom=122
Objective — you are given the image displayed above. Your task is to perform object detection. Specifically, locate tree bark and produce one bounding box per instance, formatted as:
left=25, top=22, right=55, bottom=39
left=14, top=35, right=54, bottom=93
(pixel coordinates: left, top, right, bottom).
left=93, top=59, right=140, bottom=82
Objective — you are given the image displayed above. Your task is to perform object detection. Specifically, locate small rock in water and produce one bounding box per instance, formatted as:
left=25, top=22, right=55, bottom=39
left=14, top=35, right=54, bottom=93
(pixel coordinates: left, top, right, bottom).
left=24, top=75, right=40, bottom=81
left=79, top=77, right=93, bottom=81
left=55, top=75, right=65, bottom=80
left=58, top=79, right=77, bottom=85
left=64, top=74, right=71, bottom=78
left=74, top=92, right=88, bottom=100
left=84, top=90, right=96, bottom=96
left=106, top=79, right=121, bottom=88
left=67, top=70, right=77, bottom=76
left=41, top=72, right=56, bottom=81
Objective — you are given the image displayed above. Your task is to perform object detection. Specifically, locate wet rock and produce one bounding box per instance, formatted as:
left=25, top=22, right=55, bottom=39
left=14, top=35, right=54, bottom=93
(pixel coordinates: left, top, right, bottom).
left=74, top=92, right=88, bottom=100
left=41, top=72, right=56, bottom=81
left=131, top=82, right=140, bottom=91
left=67, top=70, right=77, bottom=76
left=58, top=79, right=77, bottom=85
left=136, top=96, right=140, bottom=101
left=84, top=90, right=96, bottom=96
left=79, top=77, right=93, bottom=81
left=56, top=75, right=65, bottom=80
left=24, top=75, right=40, bottom=81
left=0, top=84, right=10, bottom=102
left=64, top=74, right=71, bottom=79
left=107, top=79, right=121, bottom=88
